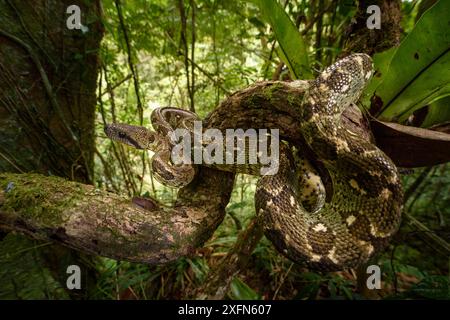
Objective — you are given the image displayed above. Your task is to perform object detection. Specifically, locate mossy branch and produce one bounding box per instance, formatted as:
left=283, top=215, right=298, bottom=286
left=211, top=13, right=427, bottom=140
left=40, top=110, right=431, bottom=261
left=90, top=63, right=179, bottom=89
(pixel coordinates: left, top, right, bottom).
left=0, top=172, right=230, bottom=265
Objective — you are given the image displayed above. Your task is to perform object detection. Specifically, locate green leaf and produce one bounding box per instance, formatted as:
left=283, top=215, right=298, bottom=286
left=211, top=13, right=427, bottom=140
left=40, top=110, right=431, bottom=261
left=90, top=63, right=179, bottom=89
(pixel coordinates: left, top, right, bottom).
left=361, top=47, right=396, bottom=108
left=229, top=277, right=261, bottom=300
left=226, top=202, right=247, bottom=211
left=373, top=0, right=450, bottom=122
left=294, top=272, right=322, bottom=300
left=410, top=276, right=450, bottom=299
left=396, top=264, right=425, bottom=280
left=340, top=285, right=353, bottom=300
left=250, top=0, right=312, bottom=79
left=328, top=281, right=338, bottom=298
left=248, top=16, right=266, bottom=30
left=186, top=258, right=209, bottom=282
left=421, top=96, right=450, bottom=127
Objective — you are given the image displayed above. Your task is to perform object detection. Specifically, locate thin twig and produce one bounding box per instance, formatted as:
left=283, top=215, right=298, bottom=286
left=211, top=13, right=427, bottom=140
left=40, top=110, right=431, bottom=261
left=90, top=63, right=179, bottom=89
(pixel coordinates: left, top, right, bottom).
left=190, top=0, right=196, bottom=112
left=163, top=30, right=231, bottom=95
left=0, top=28, right=78, bottom=143
left=177, top=0, right=194, bottom=111
left=98, top=71, right=136, bottom=196
left=5, top=0, right=57, bottom=70
left=114, top=0, right=144, bottom=125
left=273, top=262, right=294, bottom=299
left=0, top=150, right=25, bottom=173
left=404, top=212, right=450, bottom=255
left=100, top=74, right=132, bottom=97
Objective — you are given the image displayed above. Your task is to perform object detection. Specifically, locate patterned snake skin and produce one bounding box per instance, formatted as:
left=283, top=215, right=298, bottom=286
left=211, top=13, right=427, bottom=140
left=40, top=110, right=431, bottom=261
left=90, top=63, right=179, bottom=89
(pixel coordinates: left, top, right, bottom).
left=105, top=54, right=403, bottom=270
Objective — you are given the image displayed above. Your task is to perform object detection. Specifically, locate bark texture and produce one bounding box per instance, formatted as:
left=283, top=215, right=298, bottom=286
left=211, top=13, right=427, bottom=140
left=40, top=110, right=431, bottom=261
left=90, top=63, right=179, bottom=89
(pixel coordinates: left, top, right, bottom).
left=0, top=0, right=103, bottom=183
left=0, top=170, right=233, bottom=264
left=341, top=0, right=402, bottom=56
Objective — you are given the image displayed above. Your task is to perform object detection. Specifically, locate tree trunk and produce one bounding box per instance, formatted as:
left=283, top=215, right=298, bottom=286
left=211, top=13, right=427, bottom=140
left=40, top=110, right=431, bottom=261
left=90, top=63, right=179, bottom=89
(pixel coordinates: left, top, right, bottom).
left=0, top=0, right=103, bottom=182
left=0, top=0, right=103, bottom=299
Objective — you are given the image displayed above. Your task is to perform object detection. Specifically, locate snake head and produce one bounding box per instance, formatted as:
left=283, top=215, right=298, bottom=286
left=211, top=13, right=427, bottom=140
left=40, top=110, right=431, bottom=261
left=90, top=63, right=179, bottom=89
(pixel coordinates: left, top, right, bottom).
left=104, top=123, right=158, bottom=150
left=311, top=53, right=374, bottom=116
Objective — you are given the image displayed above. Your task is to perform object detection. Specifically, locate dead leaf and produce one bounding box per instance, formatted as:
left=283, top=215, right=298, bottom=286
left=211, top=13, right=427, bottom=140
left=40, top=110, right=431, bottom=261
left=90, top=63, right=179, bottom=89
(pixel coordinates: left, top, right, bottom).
left=371, top=120, right=450, bottom=167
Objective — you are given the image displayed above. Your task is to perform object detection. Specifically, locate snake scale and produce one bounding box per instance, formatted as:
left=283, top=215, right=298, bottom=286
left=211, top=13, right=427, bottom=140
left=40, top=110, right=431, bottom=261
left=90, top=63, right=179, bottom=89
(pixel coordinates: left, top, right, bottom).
left=105, top=54, right=403, bottom=271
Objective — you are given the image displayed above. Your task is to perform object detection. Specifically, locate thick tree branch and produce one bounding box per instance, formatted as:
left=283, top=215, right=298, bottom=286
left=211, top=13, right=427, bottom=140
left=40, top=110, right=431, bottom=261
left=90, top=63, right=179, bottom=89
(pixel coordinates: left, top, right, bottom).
left=341, top=0, right=402, bottom=56
left=0, top=170, right=233, bottom=265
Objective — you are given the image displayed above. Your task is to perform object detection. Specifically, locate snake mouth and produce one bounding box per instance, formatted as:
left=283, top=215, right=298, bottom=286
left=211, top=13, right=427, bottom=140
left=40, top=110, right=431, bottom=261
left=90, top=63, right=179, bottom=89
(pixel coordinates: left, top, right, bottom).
left=104, top=123, right=146, bottom=149
left=119, top=134, right=143, bottom=149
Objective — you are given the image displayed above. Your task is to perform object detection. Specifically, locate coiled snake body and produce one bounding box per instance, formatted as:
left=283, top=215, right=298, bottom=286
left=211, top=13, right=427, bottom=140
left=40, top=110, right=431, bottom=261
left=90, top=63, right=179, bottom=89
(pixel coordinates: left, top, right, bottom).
left=105, top=54, right=403, bottom=270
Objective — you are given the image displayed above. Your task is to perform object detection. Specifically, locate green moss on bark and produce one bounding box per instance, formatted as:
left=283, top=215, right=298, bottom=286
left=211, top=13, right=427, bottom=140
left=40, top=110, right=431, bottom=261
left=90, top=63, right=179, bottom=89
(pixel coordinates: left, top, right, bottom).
left=0, top=173, right=83, bottom=227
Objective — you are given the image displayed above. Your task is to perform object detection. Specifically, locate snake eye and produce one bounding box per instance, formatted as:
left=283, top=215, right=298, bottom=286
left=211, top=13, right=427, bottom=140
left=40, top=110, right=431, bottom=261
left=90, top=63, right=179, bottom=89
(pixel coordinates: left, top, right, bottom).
left=118, top=132, right=127, bottom=139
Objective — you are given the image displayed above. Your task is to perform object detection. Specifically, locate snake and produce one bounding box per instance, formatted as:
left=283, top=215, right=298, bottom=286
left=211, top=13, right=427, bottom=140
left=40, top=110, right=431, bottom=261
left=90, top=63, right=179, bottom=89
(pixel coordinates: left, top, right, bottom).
left=105, top=53, right=403, bottom=271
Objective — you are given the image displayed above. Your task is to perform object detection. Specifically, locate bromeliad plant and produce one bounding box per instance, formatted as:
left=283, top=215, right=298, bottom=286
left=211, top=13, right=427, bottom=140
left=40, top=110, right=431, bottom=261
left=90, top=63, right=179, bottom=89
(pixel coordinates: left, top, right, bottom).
left=252, top=0, right=450, bottom=168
